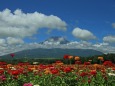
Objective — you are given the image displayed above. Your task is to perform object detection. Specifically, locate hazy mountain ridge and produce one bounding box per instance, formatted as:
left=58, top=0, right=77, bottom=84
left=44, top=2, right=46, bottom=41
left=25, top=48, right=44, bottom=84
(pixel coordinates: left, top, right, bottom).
left=2, top=48, right=103, bottom=58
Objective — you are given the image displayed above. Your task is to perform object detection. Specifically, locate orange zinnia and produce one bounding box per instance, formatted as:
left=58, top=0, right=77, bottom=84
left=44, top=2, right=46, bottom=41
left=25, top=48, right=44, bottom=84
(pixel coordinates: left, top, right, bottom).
left=74, top=56, right=80, bottom=61
left=68, top=56, right=73, bottom=59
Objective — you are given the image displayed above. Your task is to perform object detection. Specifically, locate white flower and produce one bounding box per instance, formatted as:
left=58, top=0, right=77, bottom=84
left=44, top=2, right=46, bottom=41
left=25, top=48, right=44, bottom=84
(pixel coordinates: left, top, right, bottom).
left=10, top=67, right=16, bottom=70
left=34, top=85, right=40, bottom=86
left=11, top=68, right=16, bottom=70
left=79, top=70, right=83, bottom=72
left=33, top=62, right=39, bottom=65
left=108, top=73, right=115, bottom=76
left=107, top=68, right=111, bottom=70
left=33, top=70, right=38, bottom=72
left=0, top=68, right=3, bottom=70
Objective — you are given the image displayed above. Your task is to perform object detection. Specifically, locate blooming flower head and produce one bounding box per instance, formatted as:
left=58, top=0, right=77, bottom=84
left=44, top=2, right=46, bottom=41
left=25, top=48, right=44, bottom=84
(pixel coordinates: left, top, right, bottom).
left=0, top=70, right=4, bottom=75
left=108, top=73, right=115, bottom=76
left=84, top=62, right=91, bottom=65
left=74, top=56, right=80, bottom=61
left=0, top=74, right=6, bottom=81
left=55, top=60, right=64, bottom=65
left=75, top=61, right=81, bottom=65
left=0, top=61, right=7, bottom=65
left=112, top=67, right=115, bottom=71
left=80, top=72, right=88, bottom=77
left=103, top=61, right=113, bottom=67
left=11, top=70, right=20, bottom=76
left=34, top=85, right=40, bottom=86
left=63, top=67, right=72, bottom=73
left=90, top=70, right=97, bottom=76
left=51, top=69, right=59, bottom=74
left=10, top=53, right=15, bottom=58
left=23, top=83, right=33, bottom=86
left=68, top=55, right=73, bottom=59
left=63, top=55, right=69, bottom=59
left=33, top=62, right=39, bottom=65
left=98, top=57, right=104, bottom=61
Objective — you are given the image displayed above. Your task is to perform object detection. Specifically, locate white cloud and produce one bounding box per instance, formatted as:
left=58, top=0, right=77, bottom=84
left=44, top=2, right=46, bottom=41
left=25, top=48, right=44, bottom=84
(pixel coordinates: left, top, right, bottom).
left=0, top=9, right=115, bottom=56
left=72, top=27, right=96, bottom=41
left=0, top=8, right=67, bottom=38
left=103, top=36, right=115, bottom=43
left=112, top=23, right=115, bottom=28
left=0, top=39, right=6, bottom=46
left=93, top=42, right=109, bottom=47
left=0, top=8, right=67, bottom=56
left=0, top=40, right=115, bottom=56
left=6, top=37, right=24, bottom=45
left=0, top=39, right=6, bottom=44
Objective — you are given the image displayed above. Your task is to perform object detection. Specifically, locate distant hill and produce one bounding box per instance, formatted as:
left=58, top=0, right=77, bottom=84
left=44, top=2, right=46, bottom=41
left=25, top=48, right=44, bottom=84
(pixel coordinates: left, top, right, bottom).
left=1, top=48, right=103, bottom=59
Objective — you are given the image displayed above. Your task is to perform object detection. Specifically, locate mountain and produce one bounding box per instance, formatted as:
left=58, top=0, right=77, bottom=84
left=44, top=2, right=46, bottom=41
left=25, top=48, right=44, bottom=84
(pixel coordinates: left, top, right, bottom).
left=2, top=48, right=103, bottom=58
left=1, top=36, right=104, bottom=58
left=40, top=36, right=69, bottom=44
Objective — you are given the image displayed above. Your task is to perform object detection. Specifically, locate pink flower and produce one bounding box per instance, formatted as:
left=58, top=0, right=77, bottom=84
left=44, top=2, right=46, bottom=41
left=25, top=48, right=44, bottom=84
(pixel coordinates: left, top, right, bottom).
left=10, top=53, right=15, bottom=58
left=23, top=83, right=33, bottom=86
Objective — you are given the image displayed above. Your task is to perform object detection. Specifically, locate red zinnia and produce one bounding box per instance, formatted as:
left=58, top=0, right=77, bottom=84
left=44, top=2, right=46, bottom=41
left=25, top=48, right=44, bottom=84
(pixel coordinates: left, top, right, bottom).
left=51, top=69, right=59, bottom=74
left=11, top=70, right=20, bottom=76
left=75, top=61, right=81, bottom=65
left=0, top=62, right=7, bottom=65
left=63, top=67, right=72, bottom=73
left=55, top=60, right=62, bottom=63
left=80, top=72, right=88, bottom=77
left=90, top=70, right=97, bottom=76
left=84, top=62, right=91, bottom=65
left=63, top=55, right=69, bottom=59
left=103, top=61, right=113, bottom=67
left=0, top=70, right=4, bottom=75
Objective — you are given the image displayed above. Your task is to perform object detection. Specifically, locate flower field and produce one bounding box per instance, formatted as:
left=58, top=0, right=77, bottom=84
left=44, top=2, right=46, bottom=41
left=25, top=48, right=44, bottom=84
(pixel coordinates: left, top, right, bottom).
left=0, top=56, right=115, bottom=86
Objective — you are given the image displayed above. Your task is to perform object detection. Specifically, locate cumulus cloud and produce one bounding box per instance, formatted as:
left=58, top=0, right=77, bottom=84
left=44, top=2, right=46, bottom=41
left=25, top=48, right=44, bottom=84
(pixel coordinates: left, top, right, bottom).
left=0, top=39, right=6, bottom=46
left=112, top=23, right=115, bottom=28
left=72, top=27, right=96, bottom=41
left=6, top=37, right=24, bottom=45
left=0, top=8, right=67, bottom=56
left=0, top=9, right=115, bottom=56
left=103, top=36, right=115, bottom=43
left=0, top=8, right=67, bottom=38
left=93, top=42, right=109, bottom=47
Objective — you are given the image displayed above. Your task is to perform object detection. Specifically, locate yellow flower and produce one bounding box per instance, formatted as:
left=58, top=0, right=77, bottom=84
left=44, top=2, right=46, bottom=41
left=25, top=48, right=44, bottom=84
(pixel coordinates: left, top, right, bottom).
left=98, top=57, right=104, bottom=61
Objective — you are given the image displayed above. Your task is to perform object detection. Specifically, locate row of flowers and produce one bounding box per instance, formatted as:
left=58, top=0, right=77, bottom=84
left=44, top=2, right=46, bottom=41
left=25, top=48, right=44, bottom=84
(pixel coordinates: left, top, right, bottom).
left=0, top=55, right=114, bottom=86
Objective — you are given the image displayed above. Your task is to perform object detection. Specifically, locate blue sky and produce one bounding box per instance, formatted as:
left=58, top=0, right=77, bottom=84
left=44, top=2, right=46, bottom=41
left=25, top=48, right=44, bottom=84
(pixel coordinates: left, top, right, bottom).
left=0, top=0, right=115, bottom=55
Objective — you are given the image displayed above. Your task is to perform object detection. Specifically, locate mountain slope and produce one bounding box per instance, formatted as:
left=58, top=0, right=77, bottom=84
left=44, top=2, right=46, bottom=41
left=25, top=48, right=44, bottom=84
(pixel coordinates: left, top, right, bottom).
left=1, top=36, right=104, bottom=58
left=2, top=48, right=103, bottom=58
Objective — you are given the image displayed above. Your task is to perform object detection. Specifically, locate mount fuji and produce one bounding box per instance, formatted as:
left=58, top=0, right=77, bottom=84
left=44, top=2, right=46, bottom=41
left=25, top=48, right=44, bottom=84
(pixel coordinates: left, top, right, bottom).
left=1, top=36, right=104, bottom=58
